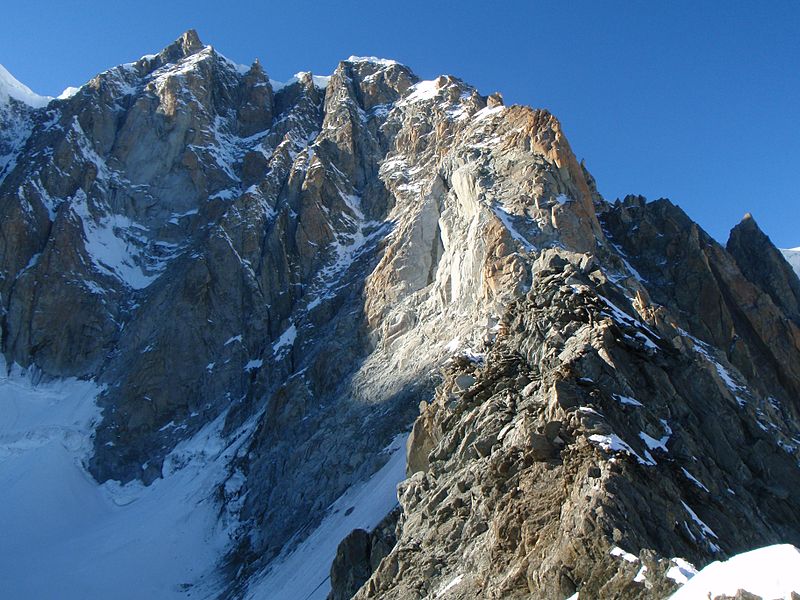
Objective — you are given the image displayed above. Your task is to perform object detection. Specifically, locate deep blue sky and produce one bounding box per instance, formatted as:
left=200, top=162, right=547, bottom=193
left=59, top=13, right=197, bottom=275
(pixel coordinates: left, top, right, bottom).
left=2, top=1, right=798, bottom=246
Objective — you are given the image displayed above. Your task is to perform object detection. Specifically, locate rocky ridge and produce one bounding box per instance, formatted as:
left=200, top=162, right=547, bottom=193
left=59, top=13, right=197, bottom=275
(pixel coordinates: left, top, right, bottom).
left=1, top=31, right=799, bottom=599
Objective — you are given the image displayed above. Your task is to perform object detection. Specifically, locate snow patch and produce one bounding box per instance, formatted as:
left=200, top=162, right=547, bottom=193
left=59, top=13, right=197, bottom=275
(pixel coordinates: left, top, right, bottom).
left=492, top=203, right=536, bottom=251
left=243, top=359, right=263, bottom=372
left=444, top=338, right=461, bottom=353
left=681, top=468, right=710, bottom=493
left=435, top=573, right=465, bottom=598
left=670, top=545, right=800, bottom=599
left=346, top=56, right=399, bottom=67
left=634, top=564, right=648, bottom=583
left=682, top=330, right=748, bottom=406
left=666, top=557, right=698, bottom=585
left=610, top=546, right=638, bottom=563
left=597, top=294, right=659, bottom=347
left=680, top=500, right=720, bottom=552
left=405, top=79, right=440, bottom=102
left=72, top=192, right=161, bottom=289
left=473, top=105, right=505, bottom=121
left=272, top=72, right=331, bottom=91
left=224, top=334, right=243, bottom=346
left=639, top=429, right=669, bottom=453
left=588, top=433, right=655, bottom=466
left=272, top=324, right=297, bottom=357
left=614, top=393, right=643, bottom=407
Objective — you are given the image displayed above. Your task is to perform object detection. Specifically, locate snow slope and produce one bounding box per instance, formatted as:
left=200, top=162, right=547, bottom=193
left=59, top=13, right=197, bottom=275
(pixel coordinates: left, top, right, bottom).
left=0, top=63, right=51, bottom=108
left=781, top=248, right=800, bottom=279
left=670, top=544, right=800, bottom=599
left=245, top=434, right=408, bottom=600
left=0, top=357, right=243, bottom=599
left=0, top=354, right=407, bottom=599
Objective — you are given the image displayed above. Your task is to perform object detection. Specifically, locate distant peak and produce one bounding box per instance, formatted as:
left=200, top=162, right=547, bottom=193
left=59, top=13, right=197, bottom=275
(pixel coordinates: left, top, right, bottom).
left=57, top=86, right=81, bottom=100
left=487, top=92, right=504, bottom=108
left=0, top=63, right=52, bottom=108
left=280, top=72, right=331, bottom=90
left=734, top=212, right=762, bottom=233
left=179, top=29, right=204, bottom=54
left=151, top=29, right=206, bottom=67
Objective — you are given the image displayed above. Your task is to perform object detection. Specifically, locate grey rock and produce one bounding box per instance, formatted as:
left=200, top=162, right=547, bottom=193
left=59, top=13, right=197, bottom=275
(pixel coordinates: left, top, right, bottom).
left=354, top=248, right=800, bottom=599
left=727, top=212, right=800, bottom=324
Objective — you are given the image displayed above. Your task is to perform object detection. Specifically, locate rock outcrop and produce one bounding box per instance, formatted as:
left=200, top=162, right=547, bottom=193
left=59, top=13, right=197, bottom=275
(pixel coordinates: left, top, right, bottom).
left=727, top=213, right=800, bottom=324
left=353, top=245, right=800, bottom=598
left=329, top=509, right=400, bottom=600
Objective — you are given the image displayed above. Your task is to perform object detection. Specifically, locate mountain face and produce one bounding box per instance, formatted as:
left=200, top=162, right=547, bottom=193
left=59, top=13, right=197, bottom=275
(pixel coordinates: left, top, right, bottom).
left=1, top=30, right=799, bottom=599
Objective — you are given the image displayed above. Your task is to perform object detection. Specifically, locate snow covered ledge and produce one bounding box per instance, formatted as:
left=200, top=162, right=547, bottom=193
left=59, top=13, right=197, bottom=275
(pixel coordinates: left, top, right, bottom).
left=669, top=544, right=800, bottom=599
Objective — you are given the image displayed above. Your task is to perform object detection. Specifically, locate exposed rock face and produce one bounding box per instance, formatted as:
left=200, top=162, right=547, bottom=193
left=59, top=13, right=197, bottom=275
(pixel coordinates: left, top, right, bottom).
left=600, top=198, right=800, bottom=420
left=2, top=31, right=800, bottom=600
left=329, top=509, right=399, bottom=600
left=727, top=213, right=800, bottom=323
left=353, top=245, right=800, bottom=599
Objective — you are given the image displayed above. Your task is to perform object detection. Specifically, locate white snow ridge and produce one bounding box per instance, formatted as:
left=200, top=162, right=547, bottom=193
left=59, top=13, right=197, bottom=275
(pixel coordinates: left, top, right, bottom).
left=0, top=63, right=52, bottom=108
left=670, top=544, right=800, bottom=599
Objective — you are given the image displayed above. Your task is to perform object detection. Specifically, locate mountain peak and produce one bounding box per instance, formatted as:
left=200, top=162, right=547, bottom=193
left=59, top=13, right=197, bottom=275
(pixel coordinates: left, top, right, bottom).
left=143, top=29, right=206, bottom=72
left=728, top=211, right=800, bottom=321
left=731, top=211, right=764, bottom=237
left=177, top=29, right=204, bottom=54
left=0, top=63, right=51, bottom=108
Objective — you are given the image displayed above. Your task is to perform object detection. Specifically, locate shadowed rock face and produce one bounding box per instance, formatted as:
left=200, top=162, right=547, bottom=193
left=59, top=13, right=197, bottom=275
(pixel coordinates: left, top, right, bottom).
left=600, top=198, right=800, bottom=418
left=727, top=213, right=800, bottom=324
left=2, top=31, right=800, bottom=599
left=328, top=509, right=399, bottom=600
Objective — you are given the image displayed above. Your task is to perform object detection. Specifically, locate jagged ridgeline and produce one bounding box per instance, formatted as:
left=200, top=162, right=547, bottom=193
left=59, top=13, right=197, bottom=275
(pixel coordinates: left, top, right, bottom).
left=1, top=30, right=799, bottom=600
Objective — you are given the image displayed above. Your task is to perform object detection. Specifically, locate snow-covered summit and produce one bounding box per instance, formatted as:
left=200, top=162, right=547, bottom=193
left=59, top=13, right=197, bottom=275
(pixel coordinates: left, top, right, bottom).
left=0, top=63, right=51, bottom=108
left=57, top=86, right=81, bottom=100
left=271, top=71, right=331, bottom=91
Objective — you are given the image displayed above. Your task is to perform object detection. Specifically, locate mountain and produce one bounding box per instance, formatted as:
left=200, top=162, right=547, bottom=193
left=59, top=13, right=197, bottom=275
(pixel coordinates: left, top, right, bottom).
left=1, top=30, right=800, bottom=599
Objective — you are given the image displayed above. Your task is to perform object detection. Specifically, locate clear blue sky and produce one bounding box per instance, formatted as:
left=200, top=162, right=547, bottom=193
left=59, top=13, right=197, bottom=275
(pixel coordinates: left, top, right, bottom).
left=2, top=0, right=798, bottom=247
